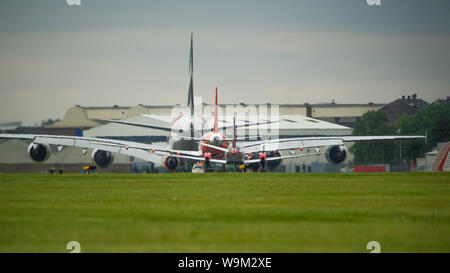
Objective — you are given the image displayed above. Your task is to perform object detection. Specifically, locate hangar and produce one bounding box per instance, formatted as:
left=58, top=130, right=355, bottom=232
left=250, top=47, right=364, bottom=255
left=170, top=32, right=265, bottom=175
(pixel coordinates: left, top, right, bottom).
left=39, top=101, right=384, bottom=136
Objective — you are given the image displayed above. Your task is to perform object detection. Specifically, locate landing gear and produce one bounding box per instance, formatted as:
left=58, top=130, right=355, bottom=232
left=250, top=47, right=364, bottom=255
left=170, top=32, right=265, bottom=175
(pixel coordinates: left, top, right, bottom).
left=205, top=157, right=211, bottom=170
left=260, top=157, right=266, bottom=173
left=191, top=162, right=216, bottom=173
left=192, top=162, right=205, bottom=173
left=251, top=164, right=261, bottom=172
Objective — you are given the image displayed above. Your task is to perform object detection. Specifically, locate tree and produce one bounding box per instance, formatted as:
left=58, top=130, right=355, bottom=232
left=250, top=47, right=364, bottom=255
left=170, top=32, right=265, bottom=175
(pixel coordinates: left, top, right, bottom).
left=351, top=104, right=450, bottom=165
left=395, top=104, right=450, bottom=159
left=350, top=110, right=397, bottom=164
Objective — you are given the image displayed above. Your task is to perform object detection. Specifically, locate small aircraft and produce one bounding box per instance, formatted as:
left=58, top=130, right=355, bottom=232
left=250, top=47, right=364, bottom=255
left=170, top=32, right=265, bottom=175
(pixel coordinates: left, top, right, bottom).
left=0, top=34, right=425, bottom=172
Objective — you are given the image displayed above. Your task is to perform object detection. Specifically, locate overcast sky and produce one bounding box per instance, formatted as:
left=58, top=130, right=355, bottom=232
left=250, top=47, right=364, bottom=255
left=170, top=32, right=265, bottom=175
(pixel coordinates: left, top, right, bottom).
left=0, top=0, right=449, bottom=125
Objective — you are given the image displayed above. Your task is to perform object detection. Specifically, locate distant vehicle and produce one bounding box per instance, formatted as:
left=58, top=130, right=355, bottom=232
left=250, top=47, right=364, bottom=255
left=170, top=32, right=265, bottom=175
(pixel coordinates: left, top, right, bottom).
left=82, top=165, right=97, bottom=174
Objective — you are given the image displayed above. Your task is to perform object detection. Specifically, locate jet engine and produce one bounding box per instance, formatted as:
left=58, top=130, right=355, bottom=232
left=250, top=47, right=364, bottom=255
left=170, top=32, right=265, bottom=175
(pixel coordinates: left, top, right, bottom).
left=27, top=143, right=51, bottom=162
left=325, top=145, right=347, bottom=165
left=91, top=149, right=114, bottom=168
left=163, top=156, right=180, bottom=172
left=209, top=133, right=223, bottom=146
left=266, top=151, right=282, bottom=169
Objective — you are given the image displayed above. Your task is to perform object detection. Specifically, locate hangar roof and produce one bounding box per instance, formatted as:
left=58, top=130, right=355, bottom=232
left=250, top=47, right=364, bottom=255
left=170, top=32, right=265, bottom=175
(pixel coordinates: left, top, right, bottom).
left=50, top=102, right=381, bottom=130
left=83, top=114, right=352, bottom=138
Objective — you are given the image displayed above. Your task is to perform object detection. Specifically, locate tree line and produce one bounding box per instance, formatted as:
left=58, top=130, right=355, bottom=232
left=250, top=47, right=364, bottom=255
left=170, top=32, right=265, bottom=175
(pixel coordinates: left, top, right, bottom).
left=350, top=103, right=450, bottom=164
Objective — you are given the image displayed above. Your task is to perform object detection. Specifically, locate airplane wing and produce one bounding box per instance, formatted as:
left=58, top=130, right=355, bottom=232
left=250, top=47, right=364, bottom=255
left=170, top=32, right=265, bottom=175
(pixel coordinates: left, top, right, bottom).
left=160, top=150, right=324, bottom=166
left=239, top=135, right=425, bottom=154
left=243, top=152, right=325, bottom=164
left=150, top=144, right=227, bottom=164
left=151, top=151, right=227, bottom=164
left=340, top=135, right=425, bottom=142
left=0, top=133, right=164, bottom=162
left=0, top=133, right=221, bottom=164
left=240, top=137, right=344, bottom=154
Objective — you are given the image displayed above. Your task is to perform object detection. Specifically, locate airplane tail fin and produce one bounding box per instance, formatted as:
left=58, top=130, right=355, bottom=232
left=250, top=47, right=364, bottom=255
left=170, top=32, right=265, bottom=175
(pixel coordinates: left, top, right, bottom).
left=233, top=116, right=236, bottom=149
left=187, top=32, right=194, bottom=117
left=213, top=87, right=218, bottom=133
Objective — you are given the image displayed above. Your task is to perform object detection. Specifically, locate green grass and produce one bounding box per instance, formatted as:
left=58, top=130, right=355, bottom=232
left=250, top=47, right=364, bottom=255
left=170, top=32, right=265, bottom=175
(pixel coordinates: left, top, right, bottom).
left=0, top=172, right=449, bottom=252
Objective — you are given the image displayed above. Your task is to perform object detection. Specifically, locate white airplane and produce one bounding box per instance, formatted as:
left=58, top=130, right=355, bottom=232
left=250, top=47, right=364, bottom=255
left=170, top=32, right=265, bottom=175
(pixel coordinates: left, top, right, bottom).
left=147, top=87, right=424, bottom=172
left=0, top=34, right=425, bottom=172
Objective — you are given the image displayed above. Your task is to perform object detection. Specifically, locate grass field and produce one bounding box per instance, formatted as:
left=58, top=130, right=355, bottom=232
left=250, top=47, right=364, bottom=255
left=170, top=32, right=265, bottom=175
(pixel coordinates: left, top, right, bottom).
left=0, top=172, right=449, bottom=253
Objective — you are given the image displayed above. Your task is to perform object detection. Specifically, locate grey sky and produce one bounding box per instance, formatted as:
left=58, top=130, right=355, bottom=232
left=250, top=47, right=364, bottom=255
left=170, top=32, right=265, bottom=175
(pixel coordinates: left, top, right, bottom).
left=0, top=0, right=449, bottom=125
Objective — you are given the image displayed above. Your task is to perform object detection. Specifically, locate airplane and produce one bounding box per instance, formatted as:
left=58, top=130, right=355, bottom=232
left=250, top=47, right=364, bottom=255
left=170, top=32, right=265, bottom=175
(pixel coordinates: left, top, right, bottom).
left=148, top=87, right=425, bottom=172
left=0, top=33, right=425, bottom=172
